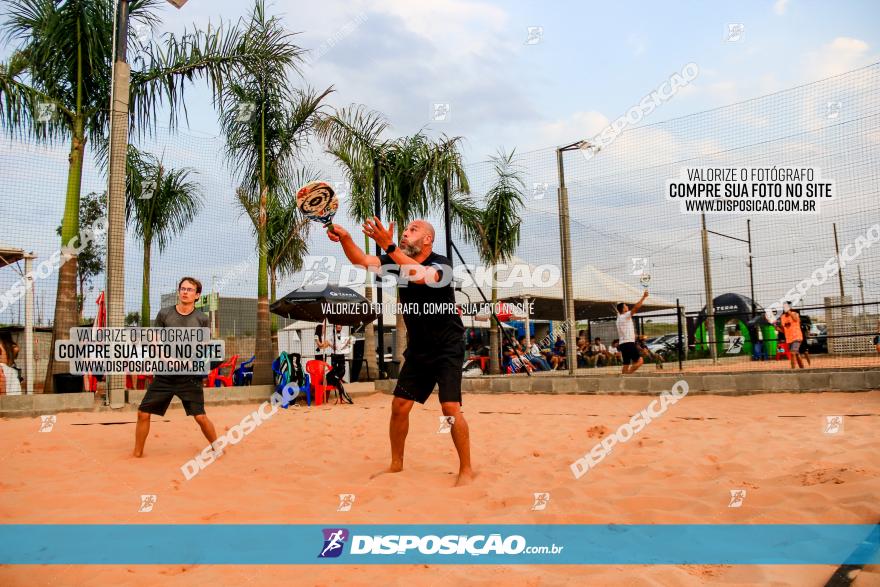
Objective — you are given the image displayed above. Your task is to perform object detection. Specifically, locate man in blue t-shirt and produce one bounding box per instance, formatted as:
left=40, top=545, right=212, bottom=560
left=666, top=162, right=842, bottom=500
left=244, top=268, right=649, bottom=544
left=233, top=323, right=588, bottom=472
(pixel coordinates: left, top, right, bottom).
left=328, top=217, right=472, bottom=486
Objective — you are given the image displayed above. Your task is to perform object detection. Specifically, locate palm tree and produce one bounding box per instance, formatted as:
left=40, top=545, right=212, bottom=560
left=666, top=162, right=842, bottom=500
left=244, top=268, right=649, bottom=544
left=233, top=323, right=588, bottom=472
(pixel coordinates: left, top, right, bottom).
left=315, top=105, right=389, bottom=380
left=379, top=133, right=472, bottom=362
left=235, top=168, right=313, bottom=353
left=0, top=0, right=262, bottom=391
left=127, top=150, right=202, bottom=326
left=468, top=149, right=525, bottom=374
left=318, top=110, right=475, bottom=367
left=220, top=0, right=332, bottom=385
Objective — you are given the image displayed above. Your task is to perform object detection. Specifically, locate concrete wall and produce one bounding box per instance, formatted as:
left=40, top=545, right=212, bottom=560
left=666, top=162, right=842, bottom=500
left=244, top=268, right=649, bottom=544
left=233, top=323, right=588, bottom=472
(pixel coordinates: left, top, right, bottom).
left=375, top=368, right=880, bottom=396
left=0, top=382, right=382, bottom=418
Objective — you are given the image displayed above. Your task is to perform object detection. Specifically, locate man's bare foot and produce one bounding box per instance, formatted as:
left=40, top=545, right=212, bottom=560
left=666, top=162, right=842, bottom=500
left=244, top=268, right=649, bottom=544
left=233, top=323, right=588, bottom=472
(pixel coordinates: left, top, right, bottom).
left=370, top=463, right=403, bottom=479
left=132, top=450, right=143, bottom=458
left=454, top=469, right=475, bottom=487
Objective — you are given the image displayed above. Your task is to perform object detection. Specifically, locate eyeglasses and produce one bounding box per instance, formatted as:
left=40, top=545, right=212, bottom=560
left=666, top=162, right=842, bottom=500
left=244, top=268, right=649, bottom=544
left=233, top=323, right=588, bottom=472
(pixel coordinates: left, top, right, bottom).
left=179, top=287, right=197, bottom=293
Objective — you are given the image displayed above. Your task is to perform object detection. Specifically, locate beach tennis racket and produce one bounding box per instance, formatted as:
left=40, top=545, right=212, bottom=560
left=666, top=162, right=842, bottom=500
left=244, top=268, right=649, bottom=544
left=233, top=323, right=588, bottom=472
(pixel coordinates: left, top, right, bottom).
left=639, top=273, right=651, bottom=290
left=296, top=181, right=339, bottom=234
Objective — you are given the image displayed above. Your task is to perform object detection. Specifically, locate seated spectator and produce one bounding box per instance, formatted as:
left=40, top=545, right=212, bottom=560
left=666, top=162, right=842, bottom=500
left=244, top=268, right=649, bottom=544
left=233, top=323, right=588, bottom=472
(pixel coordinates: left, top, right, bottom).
left=518, top=336, right=551, bottom=371
left=554, top=335, right=565, bottom=352
left=553, top=342, right=567, bottom=370
left=609, top=340, right=623, bottom=365
left=576, top=336, right=591, bottom=368
left=590, top=337, right=610, bottom=367
left=502, top=344, right=532, bottom=374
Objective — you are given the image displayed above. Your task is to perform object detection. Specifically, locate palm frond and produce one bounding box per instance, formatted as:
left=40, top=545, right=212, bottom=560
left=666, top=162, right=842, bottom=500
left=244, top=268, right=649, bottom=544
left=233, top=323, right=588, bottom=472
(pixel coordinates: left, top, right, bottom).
left=475, top=148, right=526, bottom=265
left=126, top=149, right=203, bottom=251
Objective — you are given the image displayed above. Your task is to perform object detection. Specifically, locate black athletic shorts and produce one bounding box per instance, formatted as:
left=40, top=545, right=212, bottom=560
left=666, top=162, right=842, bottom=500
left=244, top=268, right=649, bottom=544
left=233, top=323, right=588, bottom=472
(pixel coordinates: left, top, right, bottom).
left=619, top=342, right=640, bottom=365
left=393, top=341, right=465, bottom=404
left=139, top=379, right=206, bottom=417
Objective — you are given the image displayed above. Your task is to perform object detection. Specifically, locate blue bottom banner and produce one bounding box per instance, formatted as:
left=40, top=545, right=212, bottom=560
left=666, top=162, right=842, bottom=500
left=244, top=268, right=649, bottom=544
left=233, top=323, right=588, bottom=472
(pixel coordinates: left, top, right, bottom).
left=1, top=524, right=877, bottom=565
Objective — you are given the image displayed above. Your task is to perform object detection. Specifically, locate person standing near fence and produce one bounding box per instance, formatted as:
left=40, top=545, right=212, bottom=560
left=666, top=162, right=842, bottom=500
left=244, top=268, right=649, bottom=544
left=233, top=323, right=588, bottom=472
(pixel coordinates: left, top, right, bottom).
left=616, top=291, right=649, bottom=374
left=328, top=324, right=353, bottom=403
left=775, top=303, right=805, bottom=369
left=752, top=323, right=767, bottom=361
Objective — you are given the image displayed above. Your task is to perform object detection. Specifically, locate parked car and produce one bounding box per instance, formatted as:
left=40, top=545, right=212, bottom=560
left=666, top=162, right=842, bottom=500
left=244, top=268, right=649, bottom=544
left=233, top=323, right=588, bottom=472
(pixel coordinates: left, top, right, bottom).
left=646, top=334, right=682, bottom=354
left=806, top=324, right=828, bottom=353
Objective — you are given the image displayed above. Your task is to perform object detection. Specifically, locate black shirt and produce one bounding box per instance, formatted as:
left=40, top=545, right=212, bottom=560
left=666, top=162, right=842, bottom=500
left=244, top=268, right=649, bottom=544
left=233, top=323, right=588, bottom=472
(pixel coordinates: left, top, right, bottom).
left=378, top=251, right=464, bottom=351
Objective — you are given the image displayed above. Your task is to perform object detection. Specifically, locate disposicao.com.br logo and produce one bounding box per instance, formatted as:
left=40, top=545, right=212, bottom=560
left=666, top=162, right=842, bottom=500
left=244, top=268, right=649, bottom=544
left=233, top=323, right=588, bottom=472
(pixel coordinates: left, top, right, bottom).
left=317, top=528, right=563, bottom=558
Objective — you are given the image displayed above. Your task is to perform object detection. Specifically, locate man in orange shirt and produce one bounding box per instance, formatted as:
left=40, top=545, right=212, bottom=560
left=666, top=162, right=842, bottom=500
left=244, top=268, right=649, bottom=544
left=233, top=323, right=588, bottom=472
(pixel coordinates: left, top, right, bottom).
left=776, top=302, right=805, bottom=369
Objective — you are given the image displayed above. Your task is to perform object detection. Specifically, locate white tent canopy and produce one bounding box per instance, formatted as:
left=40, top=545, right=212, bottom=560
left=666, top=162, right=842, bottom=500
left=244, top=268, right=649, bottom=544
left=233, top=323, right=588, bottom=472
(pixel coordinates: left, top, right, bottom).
left=456, top=256, right=676, bottom=321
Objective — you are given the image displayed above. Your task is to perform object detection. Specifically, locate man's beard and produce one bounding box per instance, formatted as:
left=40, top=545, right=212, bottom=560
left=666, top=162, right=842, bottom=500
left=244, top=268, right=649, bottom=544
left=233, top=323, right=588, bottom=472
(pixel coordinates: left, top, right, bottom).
left=400, top=239, right=422, bottom=256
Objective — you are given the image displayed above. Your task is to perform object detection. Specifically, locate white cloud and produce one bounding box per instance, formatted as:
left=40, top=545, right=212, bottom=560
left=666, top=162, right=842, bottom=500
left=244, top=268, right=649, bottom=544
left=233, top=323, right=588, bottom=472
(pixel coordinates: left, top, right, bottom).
left=773, top=0, right=789, bottom=16
left=374, top=0, right=509, bottom=55
left=532, top=111, right=610, bottom=150
left=807, top=37, right=874, bottom=78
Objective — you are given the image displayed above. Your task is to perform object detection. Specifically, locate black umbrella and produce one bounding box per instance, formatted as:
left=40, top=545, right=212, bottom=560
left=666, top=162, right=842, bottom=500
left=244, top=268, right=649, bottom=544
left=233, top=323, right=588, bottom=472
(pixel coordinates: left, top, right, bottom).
left=270, top=284, right=379, bottom=327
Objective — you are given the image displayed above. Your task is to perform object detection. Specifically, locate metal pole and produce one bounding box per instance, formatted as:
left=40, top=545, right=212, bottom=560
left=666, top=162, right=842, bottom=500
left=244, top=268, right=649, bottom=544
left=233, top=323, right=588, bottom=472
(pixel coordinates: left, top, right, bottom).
left=857, top=265, right=865, bottom=310
left=523, top=295, right=531, bottom=348
left=210, top=275, right=217, bottom=338
left=676, top=298, right=683, bottom=372
left=373, top=162, right=385, bottom=378
left=700, top=214, right=717, bottom=363
left=556, top=148, right=577, bottom=374
left=105, top=0, right=131, bottom=407
left=747, top=219, right=756, bottom=318
left=443, top=175, right=453, bottom=264
left=24, top=253, right=35, bottom=394
left=833, top=223, right=846, bottom=300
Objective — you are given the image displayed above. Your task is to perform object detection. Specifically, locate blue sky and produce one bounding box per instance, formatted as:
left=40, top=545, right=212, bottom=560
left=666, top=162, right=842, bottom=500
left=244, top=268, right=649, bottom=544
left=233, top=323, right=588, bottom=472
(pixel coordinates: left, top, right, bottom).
left=1, top=0, right=879, bottom=322
left=155, top=0, right=880, bottom=159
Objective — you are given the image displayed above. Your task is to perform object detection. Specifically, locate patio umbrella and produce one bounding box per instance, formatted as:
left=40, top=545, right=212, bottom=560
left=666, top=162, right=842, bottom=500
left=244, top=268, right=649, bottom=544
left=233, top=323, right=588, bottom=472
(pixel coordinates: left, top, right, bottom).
left=270, top=284, right=379, bottom=327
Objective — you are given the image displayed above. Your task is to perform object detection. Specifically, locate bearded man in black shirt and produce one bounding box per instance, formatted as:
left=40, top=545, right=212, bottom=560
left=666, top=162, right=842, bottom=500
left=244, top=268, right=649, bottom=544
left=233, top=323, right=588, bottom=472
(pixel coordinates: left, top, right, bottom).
left=328, top=217, right=473, bottom=486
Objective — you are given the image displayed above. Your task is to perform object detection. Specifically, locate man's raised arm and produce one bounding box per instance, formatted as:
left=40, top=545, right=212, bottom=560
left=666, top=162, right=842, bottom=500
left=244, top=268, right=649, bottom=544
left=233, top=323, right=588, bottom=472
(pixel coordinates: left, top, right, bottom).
left=327, top=224, right=381, bottom=270
left=630, top=290, right=650, bottom=315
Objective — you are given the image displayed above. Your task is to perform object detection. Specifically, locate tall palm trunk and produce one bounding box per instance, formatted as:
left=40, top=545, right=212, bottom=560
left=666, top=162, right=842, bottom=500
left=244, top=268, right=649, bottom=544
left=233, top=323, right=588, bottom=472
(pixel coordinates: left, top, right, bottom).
left=361, top=235, right=377, bottom=381
left=78, top=274, right=86, bottom=322
left=140, top=232, right=152, bottom=326
left=44, top=122, right=86, bottom=393
left=254, top=186, right=273, bottom=385
left=488, top=271, right=500, bottom=374
left=269, top=268, right=278, bottom=357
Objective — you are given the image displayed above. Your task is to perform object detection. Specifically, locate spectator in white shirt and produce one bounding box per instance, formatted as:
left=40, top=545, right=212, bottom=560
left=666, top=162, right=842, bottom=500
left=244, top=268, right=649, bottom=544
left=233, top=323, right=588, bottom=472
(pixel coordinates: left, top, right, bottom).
left=328, top=325, right=353, bottom=403
left=590, top=337, right=610, bottom=367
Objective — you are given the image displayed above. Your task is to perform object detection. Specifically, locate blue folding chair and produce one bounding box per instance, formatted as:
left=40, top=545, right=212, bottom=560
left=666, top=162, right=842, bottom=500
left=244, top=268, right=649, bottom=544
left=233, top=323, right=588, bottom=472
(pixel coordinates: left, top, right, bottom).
left=233, top=355, right=255, bottom=386
left=272, top=352, right=312, bottom=408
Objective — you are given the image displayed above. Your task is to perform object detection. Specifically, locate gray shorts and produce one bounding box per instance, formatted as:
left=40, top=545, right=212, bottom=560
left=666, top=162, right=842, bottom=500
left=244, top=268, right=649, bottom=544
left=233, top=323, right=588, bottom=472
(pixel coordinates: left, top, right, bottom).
left=789, top=340, right=802, bottom=354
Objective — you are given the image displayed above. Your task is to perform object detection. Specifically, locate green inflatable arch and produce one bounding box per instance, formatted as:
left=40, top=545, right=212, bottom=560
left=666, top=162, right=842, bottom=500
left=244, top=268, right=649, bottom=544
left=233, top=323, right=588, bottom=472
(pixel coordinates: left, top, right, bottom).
left=692, top=294, right=778, bottom=357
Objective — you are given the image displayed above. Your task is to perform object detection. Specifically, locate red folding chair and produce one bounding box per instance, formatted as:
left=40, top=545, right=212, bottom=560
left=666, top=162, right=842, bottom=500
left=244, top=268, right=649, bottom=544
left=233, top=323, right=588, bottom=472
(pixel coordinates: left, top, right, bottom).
left=775, top=342, right=790, bottom=361
left=305, top=359, right=337, bottom=405
left=207, top=355, right=239, bottom=387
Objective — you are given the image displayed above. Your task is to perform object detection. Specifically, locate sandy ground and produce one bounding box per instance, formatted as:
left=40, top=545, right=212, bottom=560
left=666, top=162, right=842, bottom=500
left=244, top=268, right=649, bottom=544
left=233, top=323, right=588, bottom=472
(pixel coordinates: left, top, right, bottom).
left=1, top=390, right=878, bottom=586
